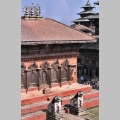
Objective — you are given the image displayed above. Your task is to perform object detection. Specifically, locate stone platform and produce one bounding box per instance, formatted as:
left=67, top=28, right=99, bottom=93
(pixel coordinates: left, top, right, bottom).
left=21, top=82, right=99, bottom=120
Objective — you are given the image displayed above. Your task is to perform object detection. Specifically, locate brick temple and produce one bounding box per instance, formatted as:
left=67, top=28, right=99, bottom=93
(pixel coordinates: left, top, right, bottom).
left=21, top=3, right=99, bottom=120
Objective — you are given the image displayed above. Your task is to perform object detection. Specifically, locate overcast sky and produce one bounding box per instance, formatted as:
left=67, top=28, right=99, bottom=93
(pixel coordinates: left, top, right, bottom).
left=21, top=0, right=99, bottom=25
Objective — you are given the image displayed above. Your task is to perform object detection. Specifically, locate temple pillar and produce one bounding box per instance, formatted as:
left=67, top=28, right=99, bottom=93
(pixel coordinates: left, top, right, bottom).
left=58, top=66, right=62, bottom=87
left=24, top=70, right=28, bottom=93
left=48, top=67, right=52, bottom=88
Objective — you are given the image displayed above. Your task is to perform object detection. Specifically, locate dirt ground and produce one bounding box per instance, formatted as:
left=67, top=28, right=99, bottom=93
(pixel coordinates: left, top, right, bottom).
left=81, top=106, right=99, bottom=120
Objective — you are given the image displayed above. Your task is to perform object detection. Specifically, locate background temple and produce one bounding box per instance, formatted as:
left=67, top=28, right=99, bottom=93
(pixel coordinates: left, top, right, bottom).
left=71, top=1, right=99, bottom=80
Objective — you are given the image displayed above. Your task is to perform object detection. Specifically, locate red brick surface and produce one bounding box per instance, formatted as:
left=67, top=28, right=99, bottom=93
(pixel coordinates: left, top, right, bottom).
left=21, top=85, right=92, bottom=105
left=21, top=98, right=99, bottom=120
left=21, top=90, right=99, bottom=115
left=21, top=83, right=99, bottom=120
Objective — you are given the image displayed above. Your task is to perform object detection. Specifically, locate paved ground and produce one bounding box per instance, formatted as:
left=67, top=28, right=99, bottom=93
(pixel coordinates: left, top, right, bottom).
left=62, top=112, right=85, bottom=120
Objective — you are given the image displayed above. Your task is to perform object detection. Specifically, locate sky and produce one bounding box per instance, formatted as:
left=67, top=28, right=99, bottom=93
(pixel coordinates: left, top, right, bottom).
left=21, top=0, right=99, bottom=26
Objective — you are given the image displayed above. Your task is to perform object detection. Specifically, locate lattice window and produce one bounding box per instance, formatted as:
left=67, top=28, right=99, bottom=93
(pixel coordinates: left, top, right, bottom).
left=61, top=68, right=67, bottom=80
left=42, top=71, right=47, bottom=84
left=51, top=69, right=57, bottom=83
left=27, top=71, right=36, bottom=87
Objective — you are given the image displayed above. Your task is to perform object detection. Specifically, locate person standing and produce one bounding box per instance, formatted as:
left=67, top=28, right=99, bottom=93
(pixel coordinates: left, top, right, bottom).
left=80, top=75, right=84, bottom=84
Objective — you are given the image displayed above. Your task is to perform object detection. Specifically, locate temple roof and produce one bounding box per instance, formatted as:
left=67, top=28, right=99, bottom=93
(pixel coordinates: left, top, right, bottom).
left=81, top=0, right=95, bottom=8
left=71, top=18, right=90, bottom=23
left=77, top=11, right=97, bottom=15
left=84, top=14, right=99, bottom=19
left=70, top=24, right=92, bottom=32
left=21, top=18, right=97, bottom=45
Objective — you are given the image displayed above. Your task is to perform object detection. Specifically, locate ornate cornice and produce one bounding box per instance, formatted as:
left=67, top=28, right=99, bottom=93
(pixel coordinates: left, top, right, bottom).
left=21, top=52, right=79, bottom=62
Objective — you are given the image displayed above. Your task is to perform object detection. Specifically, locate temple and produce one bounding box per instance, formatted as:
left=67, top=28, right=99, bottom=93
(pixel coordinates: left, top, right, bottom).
left=71, top=0, right=99, bottom=35
left=71, top=1, right=99, bottom=79
left=21, top=3, right=99, bottom=120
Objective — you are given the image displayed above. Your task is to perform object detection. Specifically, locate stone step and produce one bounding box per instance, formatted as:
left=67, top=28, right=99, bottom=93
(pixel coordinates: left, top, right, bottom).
left=21, top=83, right=92, bottom=105
left=21, top=97, right=99, bottom=120
left=21, top=81, right=75, bottom=93
left=21, top=90, right=99, bottom=115
left=21, top=110, right=46, bottom=120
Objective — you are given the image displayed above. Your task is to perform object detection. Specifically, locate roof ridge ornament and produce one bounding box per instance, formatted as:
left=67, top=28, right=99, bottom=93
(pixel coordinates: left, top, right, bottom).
left=86, top=0, right=91, bottom=6
left=23, top=3, right=41, bottom=18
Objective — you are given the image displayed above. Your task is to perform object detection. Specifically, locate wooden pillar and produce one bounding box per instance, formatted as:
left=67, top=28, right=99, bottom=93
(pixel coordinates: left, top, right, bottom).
left=68, top=65, right=70, bottom=81
left=24, top=70, right=28, bottom=93
left=36, top=68, right=40, bottom=91
left=58, top=66, right=62, bottom=87
left=48, top=67, right=52, bottom=88
left=67, top=65, right=69, bottom=81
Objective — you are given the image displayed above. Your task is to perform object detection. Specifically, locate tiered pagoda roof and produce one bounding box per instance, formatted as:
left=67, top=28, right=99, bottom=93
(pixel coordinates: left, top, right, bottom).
left=70, top=24, right=92, bottom=32
left=84, top=13, right=99, bottom=19
left=77, top=11, right=97, bottom=15
left=81, top=0, right=95, bottom=9
left=72, top=0, right=98, bottom=25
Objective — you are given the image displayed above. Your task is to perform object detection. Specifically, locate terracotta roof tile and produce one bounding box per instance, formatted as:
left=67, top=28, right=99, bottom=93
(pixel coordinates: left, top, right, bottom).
left=21, top=18, right=96, bottom=44
left=70, top=24, right=92, bottom=31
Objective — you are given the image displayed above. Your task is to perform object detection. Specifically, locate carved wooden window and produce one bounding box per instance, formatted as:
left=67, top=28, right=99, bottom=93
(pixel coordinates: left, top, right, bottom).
left=51, top=60, right=60, bottom=83
left=28, top=62, right=38, bottom=87
left=42, top=71, right=47, bottom=84
left=40, top=61, right=51, bottom=85
left=61, top=68, right=67, bottom=80
left=27, top=71, right=36, bottom=87
left=61, top=59, right=69, bottom=81
left=51, top=69, right=57, bottom=83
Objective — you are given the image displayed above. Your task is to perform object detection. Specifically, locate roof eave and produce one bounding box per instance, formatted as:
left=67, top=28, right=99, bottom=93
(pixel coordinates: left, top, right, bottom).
left=21, top=39, right=97, bottom=45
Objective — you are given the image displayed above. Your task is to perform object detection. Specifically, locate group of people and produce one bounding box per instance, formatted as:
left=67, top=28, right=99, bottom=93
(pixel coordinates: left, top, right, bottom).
left=91, top=78, right=99, bottom=89
left=79, top=75, right=99, bottom=90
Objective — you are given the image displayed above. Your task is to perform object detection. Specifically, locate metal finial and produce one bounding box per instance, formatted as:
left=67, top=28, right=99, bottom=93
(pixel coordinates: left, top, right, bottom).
left=23, top=3, right=41, bottom=18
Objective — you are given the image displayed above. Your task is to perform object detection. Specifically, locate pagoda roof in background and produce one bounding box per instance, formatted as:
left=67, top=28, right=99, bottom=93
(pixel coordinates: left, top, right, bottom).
left=70, top=24, right=92, bottom=32
left=77, top=11, right=97, bottom=15
left=71, top=18, right=90, bottom=23
left=84, top=13, right=99, bottom=19
left=81, top=0, right=95, bottom=8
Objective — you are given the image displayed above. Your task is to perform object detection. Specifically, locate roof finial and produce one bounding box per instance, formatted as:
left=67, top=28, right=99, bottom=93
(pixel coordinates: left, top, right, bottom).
left=87, top=0, right=91, bottom=5
left=23, top=3, right=41, bottom=18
